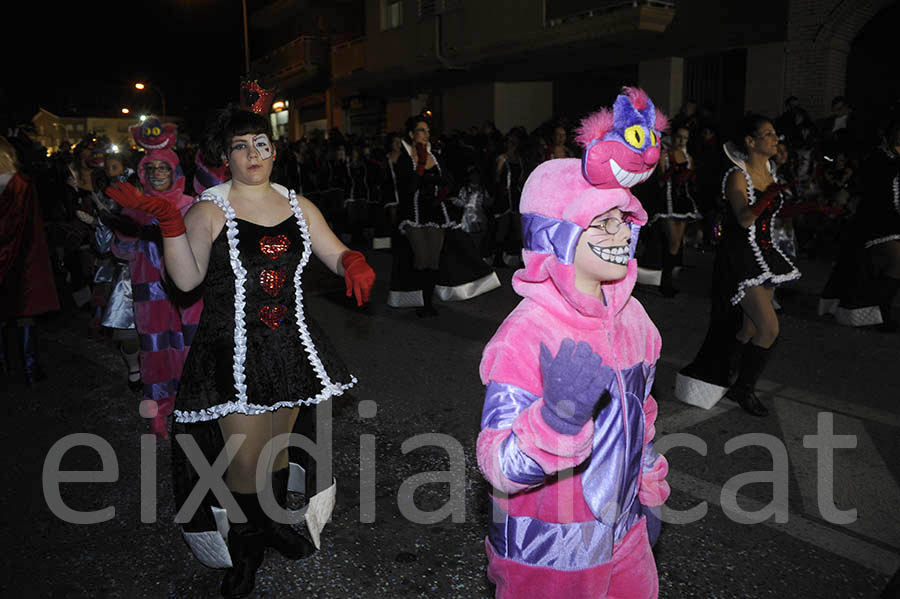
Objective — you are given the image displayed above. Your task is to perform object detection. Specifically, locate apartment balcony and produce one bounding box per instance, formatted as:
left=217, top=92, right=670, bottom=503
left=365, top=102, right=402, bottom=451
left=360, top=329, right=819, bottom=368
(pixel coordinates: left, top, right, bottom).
left=544, top=0, right=676, bottom=33
left=250, top=35, right=327, bottom=89
left=331, top=37, right=367, bottom=81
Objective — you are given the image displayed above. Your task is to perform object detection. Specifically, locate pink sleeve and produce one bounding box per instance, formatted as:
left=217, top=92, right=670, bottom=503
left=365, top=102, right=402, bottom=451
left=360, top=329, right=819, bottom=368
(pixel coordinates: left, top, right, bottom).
left=510, top=400, right=593, bottom=474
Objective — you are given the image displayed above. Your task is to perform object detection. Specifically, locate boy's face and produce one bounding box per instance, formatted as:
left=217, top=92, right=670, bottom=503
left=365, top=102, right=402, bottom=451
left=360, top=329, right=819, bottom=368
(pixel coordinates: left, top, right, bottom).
left=573, top=208, right=634, bottom=292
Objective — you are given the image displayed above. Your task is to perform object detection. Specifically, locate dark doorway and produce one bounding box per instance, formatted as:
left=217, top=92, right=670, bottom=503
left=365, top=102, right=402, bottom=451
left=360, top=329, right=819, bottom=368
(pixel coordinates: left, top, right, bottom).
left=846, top=1, right=900, bottom=138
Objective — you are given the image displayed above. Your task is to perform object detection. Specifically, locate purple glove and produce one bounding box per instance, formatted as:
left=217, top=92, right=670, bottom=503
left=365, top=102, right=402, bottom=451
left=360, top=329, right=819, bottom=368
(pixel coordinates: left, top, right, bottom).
left=539, top=339, right=615, bottom=435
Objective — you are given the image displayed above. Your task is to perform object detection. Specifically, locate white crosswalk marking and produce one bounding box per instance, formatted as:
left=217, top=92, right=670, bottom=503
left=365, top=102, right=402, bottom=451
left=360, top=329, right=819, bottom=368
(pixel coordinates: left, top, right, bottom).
left=774, top=397, right=900, bottom=549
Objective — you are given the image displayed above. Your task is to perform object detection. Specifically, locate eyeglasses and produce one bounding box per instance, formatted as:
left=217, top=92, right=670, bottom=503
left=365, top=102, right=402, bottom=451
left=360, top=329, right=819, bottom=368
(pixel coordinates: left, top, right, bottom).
left=587, top=217, right=633, bottom=235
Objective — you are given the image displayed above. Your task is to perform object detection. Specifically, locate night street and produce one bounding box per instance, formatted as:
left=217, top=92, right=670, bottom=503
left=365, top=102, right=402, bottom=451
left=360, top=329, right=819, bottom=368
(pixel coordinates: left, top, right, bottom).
left=4, top=246, right=898, bottom=598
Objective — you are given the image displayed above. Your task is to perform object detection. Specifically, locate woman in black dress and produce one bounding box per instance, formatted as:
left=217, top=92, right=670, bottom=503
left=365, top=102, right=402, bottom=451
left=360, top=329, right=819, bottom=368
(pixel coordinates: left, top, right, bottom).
left=395, top=115, right=455, bottom=316
left=652, top=124, right=702, bottom=296
left=108, top=106, right=375, bottom=598
left=677, top=114, right=800, bottom=416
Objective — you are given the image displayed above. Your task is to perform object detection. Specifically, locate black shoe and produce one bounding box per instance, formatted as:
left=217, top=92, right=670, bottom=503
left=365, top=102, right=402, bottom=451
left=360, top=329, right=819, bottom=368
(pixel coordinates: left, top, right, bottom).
left=220, top=526, right=266, bottom=598
left=725, top=385, right=768, bottom=417
left=265, top=469, right=315, bottom=560
left=221, top=493, right=267, bottom=598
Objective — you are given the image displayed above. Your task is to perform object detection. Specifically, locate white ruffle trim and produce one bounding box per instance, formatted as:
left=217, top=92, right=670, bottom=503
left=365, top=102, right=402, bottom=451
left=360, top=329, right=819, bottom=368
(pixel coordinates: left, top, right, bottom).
left=894, top=174, right=899, bottom=215
left=173, top=379, right=357, bottom=423
left=726, top=168, right=801, bottom=305
left=177, top=183, right=355, bottom=424
left=398, top=218, right=462, bottom=232
left=865, top=234, right=900, bottom=248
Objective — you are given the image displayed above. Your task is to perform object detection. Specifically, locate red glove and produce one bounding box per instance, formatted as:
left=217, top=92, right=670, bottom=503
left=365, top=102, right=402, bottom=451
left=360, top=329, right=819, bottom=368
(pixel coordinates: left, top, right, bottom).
left=106, top=183, right=186, bottom=238
left=749, top=183, right=789, bottom=217
left=415, top=143, right=428, bottom=176
left=341, top=250, right=375, bottom=307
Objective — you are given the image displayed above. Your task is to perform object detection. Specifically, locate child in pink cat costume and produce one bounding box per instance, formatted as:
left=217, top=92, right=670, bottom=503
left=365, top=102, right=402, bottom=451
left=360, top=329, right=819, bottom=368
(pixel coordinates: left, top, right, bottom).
left=477, top=87, right=671, bottom=599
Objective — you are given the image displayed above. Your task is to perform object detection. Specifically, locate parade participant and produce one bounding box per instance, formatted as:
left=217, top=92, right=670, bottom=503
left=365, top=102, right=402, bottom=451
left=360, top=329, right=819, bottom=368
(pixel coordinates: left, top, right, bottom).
left=492, top=128, right=526, bottom=268
left=109, top=104, right=375, bottom=598
left=651, top=124, right=702, bottom=296
left=395, top=115, right=454, bottom=316
left=0, top=136, right=60, bottom=385
left=677, top=115, right=800, bottom=416
left=477, top=88, right=670, bottom=599
left=388, top=117, right=500, bottom=311
left=78, top=148, right=143, bottom=390
left=452, top=164, right=492, bottom=256
left=820, top=120, right=900, bottom=330
left=109, top=118, right=203, bottom=438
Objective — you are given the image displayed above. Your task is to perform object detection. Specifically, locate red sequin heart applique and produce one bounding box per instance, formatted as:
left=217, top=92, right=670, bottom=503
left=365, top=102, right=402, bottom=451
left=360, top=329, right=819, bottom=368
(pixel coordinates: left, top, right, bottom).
left=259, top=234, right=291, bottom=260
left=259, top=269, right=286, bottom=297
left=258, top=305, right=286, bottom=330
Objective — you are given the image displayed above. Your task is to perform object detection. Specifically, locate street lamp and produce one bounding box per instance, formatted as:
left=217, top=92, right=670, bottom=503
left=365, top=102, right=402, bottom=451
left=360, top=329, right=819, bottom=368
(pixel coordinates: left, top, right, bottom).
left=134, top=82, right=166, bottom=121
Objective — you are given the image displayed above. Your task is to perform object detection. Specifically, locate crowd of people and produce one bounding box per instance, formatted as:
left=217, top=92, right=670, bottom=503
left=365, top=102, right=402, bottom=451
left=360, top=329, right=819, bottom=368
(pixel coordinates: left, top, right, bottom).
left=3, top=92, right=898, bottom=385
left=1, top=84, right=898, bottom=598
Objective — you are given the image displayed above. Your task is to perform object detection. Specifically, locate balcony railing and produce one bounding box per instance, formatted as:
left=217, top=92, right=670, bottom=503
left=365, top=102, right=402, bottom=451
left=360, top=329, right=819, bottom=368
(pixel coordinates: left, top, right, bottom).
left=545, top=0, right=675, bottom=27
left=250, top=35, right=327, bottom=81
left=331, top=37, right=367, bottom=80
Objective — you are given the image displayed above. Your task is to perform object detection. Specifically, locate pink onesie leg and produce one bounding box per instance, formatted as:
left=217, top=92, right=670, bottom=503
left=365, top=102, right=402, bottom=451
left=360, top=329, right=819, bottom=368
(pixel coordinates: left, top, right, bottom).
left=485, top=517, right=658, bottom=599
left=606, top=517, right=659, bottom=599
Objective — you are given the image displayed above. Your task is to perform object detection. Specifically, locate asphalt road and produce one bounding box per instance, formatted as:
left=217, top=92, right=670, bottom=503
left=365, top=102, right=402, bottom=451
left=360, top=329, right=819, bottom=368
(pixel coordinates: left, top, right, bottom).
left=3, top=244, right=898, bottom=598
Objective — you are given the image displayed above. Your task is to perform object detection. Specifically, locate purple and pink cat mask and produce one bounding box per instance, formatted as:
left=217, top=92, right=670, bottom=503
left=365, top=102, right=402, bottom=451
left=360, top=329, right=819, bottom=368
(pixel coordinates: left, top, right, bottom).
left=521, top=87, right=668, bottom=265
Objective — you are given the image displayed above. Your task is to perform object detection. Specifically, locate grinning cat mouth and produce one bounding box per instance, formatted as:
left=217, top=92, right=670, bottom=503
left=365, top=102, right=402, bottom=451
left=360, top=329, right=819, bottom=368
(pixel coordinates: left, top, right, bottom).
left=609, top=159, right=653, bottom=188
left=588, top=242, right=630, bottom=265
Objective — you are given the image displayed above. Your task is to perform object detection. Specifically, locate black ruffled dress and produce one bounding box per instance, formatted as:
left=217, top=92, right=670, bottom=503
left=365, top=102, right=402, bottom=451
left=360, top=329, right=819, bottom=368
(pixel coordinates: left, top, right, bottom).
left=175, top=195, right=353, bottom=423
left=718, top=167, right=801, bottom=305
left=651, top=151, right=702, bottom=222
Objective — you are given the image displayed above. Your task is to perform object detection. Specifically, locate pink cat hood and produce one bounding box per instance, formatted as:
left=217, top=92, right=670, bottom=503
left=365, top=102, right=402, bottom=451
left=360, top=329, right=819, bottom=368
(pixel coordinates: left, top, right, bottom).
left=515, top=158, right=647, bottom=320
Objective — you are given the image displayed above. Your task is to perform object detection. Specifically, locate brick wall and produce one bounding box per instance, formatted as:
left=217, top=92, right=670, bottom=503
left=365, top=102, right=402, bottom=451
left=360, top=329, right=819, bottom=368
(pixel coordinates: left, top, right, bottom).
left=785, top=0, right=893, bottom=119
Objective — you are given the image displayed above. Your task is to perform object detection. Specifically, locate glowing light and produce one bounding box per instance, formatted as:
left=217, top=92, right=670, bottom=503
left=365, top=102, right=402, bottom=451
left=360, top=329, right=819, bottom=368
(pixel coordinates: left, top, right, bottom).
left=272, top=101, right=285, bottom=112
left=134, top=83, right=146, bottom=90
left=111, top=145, right=119, bottom=152
left=424, top=110, right=433, bottom=118
left=121, top=107, right=130, bottom=114
left=139, top=115, right=147, bottom=122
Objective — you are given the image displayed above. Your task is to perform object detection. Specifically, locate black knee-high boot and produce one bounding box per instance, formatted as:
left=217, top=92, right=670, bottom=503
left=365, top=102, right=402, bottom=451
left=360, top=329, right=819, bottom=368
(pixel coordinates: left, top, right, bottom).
left=19, top=323, right=46, bottom=385
left=659, top=251, right=679, bottom=297
left=877, top=276, right=900, bottom=332
left=725, top=342, right=773, bottom=417
left=264, top=468, right=315, bottom=559
left=726, top=337, right=748, bottom=385
left=221, top=493, right=267, bottom=599
left=416, top=269, right=438, bottom=317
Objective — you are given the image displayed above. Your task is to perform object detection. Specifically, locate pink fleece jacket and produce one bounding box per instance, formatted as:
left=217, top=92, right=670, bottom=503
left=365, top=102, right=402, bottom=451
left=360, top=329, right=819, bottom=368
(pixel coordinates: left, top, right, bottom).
left=476, top=106, right=670, bottom=597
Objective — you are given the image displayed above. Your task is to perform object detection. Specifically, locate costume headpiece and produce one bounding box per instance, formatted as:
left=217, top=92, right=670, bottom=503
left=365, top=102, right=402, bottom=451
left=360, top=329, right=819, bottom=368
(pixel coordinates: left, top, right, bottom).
left=513, top=87, right=666, bottom=317
left=130, top=117, right=178, bottom=150
left=576, top=87, right=668, bottom=189
left=240, top=75, right=276, bottom=115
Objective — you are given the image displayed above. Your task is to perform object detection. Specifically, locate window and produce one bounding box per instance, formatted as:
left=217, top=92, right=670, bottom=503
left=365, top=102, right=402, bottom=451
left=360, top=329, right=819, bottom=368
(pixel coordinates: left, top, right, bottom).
left=381, top=0, right=403, bottom=30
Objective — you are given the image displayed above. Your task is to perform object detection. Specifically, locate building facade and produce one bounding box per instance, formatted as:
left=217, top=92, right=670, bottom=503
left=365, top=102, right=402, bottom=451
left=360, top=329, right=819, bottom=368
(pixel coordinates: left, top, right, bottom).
left=246, top=0, right=897, bottom=141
